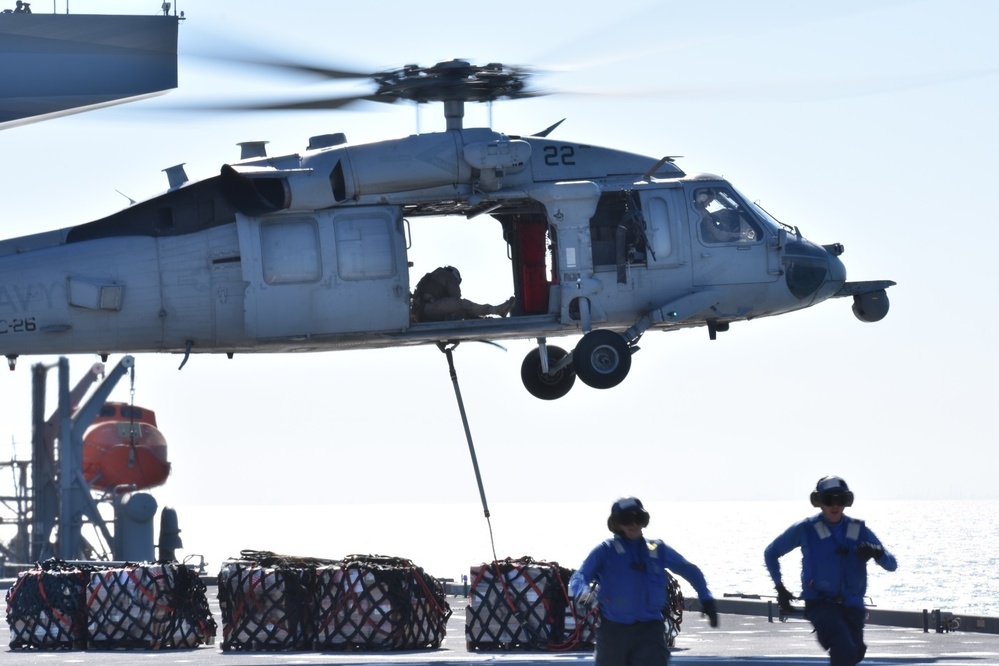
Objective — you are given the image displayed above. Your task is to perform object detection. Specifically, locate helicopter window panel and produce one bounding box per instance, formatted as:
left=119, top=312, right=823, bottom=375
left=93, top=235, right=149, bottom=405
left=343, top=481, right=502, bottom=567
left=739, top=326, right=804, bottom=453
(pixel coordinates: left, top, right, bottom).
left=334, top=214, right=395, bottom=280
left=694, top=187, right=762, bottom=245
left=260, top=218, right=322, bottom=285
left=646, top=196, right=672, bottom=258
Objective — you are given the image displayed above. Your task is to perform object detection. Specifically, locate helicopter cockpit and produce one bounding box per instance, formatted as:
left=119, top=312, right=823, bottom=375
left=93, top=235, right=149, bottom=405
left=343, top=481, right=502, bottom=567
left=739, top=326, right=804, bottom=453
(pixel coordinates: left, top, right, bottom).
left=694, top=187, right=765, bottom=244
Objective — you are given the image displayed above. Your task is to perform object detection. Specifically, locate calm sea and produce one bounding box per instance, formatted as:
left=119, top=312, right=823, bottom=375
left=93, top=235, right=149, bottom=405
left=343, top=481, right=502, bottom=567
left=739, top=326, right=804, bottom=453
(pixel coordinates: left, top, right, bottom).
left=169, top=499, right=999, bottom=617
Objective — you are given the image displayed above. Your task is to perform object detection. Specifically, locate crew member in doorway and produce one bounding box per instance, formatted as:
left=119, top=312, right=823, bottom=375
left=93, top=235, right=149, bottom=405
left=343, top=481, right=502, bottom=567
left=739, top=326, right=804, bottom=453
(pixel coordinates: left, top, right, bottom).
left=764, top=476, right=898, bottom=666
left=411, top=266, right=514, bottom=322
left=569, top=497, right=719, bottom=666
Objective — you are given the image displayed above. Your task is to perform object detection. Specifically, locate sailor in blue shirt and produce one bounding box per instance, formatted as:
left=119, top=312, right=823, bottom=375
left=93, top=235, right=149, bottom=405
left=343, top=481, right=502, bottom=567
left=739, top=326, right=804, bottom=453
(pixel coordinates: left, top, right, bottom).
left=765, top=476, right=898, bottom=666
left=569, top=497, right=718, bottom=666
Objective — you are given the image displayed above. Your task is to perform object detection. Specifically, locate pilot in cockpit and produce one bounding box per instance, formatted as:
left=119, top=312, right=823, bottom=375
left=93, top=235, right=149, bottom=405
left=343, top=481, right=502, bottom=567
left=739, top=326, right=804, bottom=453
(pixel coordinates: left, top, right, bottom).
left=696, top=188, right=755, bottom=243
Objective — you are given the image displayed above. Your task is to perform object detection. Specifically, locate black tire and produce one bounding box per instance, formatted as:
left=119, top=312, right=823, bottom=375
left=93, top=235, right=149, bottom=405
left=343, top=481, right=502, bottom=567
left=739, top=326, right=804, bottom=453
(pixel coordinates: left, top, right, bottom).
left=521, top=345, right=575, bottom=400
left=573, top=329, right=632, bottom=389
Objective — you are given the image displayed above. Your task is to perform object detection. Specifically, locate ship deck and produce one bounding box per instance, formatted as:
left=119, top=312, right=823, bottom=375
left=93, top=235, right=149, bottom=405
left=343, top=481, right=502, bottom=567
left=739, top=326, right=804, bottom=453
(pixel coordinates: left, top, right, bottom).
left=2, top=590, right=998, bottom=665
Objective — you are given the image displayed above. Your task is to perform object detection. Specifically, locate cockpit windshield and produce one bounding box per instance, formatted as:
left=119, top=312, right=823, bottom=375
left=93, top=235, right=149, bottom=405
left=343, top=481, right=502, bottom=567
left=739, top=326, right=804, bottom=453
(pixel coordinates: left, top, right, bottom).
left=737, top=189, right=790, bottom=235
left=693, top=186, right=764, bottom=244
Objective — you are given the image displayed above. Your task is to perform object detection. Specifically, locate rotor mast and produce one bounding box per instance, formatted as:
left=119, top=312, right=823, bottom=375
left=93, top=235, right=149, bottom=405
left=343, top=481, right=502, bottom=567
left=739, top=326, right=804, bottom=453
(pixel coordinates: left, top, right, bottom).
left=443, top=99, right=465, bottom=131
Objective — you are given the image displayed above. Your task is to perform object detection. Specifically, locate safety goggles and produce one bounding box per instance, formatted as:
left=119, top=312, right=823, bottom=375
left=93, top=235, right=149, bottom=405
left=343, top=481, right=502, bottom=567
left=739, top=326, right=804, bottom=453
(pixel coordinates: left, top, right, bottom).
left=820, top=493, right=849, bottom=507
left=617, top=511, right=648, bottom=526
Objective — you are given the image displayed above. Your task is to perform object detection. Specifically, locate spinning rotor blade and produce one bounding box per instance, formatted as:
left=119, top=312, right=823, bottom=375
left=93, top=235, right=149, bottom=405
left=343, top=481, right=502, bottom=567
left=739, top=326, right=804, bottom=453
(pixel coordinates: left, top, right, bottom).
left=211, top=57, right=377, bottom=82
left=176, top=56, right=547, bottom=114
left=194, top=93, right=393, bottom=113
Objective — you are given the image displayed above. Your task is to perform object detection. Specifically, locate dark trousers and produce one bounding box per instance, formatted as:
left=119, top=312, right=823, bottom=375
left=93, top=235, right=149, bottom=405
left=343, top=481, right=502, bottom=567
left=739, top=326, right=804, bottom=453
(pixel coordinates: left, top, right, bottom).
left=804, top=600, right=868, bottom=666
left=595, top=617, right=669, bottom=666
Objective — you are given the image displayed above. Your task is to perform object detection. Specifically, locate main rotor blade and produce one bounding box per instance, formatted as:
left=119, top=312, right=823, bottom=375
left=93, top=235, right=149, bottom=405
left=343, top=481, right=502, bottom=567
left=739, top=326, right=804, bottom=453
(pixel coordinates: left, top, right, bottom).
left=207, top=56, right=379, bottom=82
left=183, top=93, right=393, bottom=112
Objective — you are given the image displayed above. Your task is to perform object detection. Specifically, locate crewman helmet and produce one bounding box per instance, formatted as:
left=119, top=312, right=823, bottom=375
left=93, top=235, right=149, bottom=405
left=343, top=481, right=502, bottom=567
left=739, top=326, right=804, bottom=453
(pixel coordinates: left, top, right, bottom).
left=810, top=475, right=854, bottom=508
left=607, top=496, right=650, bottom=533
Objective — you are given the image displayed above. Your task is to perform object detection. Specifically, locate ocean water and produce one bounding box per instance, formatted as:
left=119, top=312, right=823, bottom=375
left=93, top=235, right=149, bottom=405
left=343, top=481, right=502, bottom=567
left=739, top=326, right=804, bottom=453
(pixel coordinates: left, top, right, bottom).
left=168, top=499, right=999, bottom=617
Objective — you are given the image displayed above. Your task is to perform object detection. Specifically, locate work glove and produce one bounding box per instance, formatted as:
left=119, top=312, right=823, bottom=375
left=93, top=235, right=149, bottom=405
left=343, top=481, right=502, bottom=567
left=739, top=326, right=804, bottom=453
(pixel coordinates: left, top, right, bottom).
left=700, top=598, right=719, bottom=628
left=775, top=583, right=796, bottom=613
left=856, top=542, right=884, bottom=562
left=575, top=584, right=597, bottom=608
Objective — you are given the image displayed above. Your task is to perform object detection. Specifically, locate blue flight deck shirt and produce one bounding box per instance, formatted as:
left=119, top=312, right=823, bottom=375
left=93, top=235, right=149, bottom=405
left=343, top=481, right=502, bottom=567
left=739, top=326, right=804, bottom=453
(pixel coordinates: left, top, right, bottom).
left=764, top=513, right=898, bottom=608
left=568, top=535, right=714, bottom=624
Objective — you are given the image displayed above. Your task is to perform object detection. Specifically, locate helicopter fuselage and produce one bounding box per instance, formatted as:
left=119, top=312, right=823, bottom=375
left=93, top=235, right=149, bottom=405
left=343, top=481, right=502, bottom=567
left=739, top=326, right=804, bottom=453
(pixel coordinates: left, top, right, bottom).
left=0, top=127, right=893, bottom=397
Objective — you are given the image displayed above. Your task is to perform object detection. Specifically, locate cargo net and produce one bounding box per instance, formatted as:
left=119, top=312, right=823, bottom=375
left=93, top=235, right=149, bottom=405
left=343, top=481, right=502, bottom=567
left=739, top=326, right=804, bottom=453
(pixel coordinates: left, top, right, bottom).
left=465, top=556, right=684, bottom=651
left=217, top=550, right=451, bottom=652
left=87, top=562, right=217, bottom=649
left=465, top=556, right=583, bottom=651
left=663, top=572, right=684, bottom=647
left=315, top=554, right=451, bottom=650
left=217, top=551, right=328, bottom=651
left=5, top=559, right=89, bottom=649
left=5, top=559, right=216, bottom=650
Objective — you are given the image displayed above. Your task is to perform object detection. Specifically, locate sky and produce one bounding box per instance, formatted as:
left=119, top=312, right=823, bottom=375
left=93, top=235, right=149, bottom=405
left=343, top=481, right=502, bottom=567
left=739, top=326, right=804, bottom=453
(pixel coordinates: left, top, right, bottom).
left=1, top=0, right=998, bottom=542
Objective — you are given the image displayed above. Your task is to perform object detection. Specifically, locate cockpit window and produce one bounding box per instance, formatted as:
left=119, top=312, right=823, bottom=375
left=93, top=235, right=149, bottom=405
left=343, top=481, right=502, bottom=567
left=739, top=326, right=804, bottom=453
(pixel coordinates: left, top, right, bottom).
left=694, top=187, right=762, bottom=244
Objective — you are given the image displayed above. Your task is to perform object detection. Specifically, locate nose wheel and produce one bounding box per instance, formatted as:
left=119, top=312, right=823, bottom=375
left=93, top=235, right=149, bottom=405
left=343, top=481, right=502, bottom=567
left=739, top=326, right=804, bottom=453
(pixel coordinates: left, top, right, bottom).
left=573, top=329, right=632, bottom=389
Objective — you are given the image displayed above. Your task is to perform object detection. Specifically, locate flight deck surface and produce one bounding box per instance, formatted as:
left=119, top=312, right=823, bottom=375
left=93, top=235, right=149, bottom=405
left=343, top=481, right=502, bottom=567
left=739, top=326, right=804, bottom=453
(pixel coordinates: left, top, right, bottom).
left=2, top=591, right=998, bottom=665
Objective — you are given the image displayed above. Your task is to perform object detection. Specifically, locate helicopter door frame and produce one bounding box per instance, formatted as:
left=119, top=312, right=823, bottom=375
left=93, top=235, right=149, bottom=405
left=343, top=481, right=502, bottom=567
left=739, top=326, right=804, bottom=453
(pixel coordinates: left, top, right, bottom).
left=236, top=207, right=410, bottom=339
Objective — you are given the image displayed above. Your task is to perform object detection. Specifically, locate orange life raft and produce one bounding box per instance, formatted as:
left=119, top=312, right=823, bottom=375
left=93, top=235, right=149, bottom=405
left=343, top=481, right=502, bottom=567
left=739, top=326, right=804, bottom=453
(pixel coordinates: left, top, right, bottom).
left=81, top=402, right=170, bottom=491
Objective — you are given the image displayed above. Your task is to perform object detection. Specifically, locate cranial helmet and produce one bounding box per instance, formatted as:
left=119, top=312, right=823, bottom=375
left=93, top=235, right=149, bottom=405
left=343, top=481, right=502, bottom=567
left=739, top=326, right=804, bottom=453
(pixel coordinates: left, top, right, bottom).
left=444, top=266, right=461, bottom=284
left=810, top=475, right=855, bottom=508
left=607, top=496, right=650, bottom=533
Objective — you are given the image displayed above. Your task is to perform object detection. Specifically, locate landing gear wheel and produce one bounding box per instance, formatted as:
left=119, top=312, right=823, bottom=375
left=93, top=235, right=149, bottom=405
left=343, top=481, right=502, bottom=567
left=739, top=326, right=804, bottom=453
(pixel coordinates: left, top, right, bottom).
left=521, top=345, right=576, bottom=400
left=573, top=329, right=632, bottom=389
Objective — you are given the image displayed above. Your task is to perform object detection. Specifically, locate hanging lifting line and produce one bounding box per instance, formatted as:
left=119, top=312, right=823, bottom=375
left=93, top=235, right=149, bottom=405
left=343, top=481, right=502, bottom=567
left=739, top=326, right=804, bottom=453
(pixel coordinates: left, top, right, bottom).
left=127, top=364, right=138, bottom=467
left=437, top=341, right=498, bottom=564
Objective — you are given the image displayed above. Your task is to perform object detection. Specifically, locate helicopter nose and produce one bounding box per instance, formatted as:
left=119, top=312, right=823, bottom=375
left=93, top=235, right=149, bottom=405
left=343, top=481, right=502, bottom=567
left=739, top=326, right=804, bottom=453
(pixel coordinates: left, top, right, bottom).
left=783, top=240, right=845, bottom=301
left=827, top=249, right=847, bottom=285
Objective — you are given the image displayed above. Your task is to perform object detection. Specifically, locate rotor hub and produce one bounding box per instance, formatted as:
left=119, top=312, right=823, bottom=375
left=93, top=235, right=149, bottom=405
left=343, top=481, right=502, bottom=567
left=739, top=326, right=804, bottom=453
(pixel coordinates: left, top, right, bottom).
left=370, top=60, right=532, bottom=104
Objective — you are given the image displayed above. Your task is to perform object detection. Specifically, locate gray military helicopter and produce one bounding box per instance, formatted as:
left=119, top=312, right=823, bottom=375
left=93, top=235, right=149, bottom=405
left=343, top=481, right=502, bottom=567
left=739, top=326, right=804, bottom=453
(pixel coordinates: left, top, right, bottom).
left=0, top=60, right=894, bottom=399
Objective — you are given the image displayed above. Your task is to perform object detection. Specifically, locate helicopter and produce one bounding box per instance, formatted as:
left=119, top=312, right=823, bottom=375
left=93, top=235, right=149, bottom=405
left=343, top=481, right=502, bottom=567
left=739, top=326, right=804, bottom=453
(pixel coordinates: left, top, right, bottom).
left=0, top=59, right=894, bottom=400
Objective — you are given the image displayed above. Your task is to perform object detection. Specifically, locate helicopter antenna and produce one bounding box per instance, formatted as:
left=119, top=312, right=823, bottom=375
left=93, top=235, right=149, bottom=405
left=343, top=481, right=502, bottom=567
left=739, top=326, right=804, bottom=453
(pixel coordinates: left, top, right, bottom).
left=533, top=118, right=566, bottom=138
left=115, top=190, right=137, bottom=206
left=642, top=156, right=683, bottom=181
